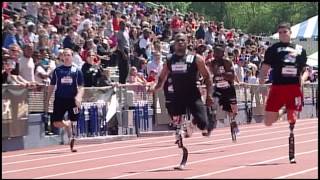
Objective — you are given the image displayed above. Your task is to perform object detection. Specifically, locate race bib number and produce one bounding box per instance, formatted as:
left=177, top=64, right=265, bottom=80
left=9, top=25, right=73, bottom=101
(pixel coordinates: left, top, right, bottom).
left=281, top=66, right=297, bottom=77
left=168, top=85, right=174, bottom=92
left=172, top=63, right=187, bottom=73
left=216, top=81, right=230, bottom=88
left=61, top=76, right=73, bottom=84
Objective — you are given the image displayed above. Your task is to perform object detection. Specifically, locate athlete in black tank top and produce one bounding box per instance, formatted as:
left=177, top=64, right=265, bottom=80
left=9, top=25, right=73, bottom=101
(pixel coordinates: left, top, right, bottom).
left=167, top=53, right=201, bottom=102
left=151, top=33, right=214, bottom=136
left=208, top=44, right=240, bottom=135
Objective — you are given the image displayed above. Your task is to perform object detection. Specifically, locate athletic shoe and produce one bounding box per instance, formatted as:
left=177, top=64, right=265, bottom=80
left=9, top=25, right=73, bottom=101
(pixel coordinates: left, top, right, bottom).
left=70, top=138, right=77, bottom=152
left=202, top=128, right=212, bottom=137
left=231, top=121, right=240, bottom=136
left=289, top=158, right=296, bottom=164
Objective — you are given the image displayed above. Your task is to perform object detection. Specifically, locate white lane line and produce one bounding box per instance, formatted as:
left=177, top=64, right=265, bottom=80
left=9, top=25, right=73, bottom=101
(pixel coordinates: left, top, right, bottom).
left=32, top=133, right=317, bottom=179
left=2, top=135, right=171, bottom=158
left=3, top=118, right=316, bottom=159
left=187, top=150, right=318, bottom=179
left=112, top=138, right=317, bottom=179
left=273, top=167, right=318, bottom=179
left=3, top=123, right=316, bottom=166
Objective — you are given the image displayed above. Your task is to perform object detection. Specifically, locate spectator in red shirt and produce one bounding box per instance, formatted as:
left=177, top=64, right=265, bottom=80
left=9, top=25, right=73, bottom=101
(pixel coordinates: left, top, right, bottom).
left=226, top=28, right=235, bottom=41
left=112, top=11, right=121, bottom=32
left=171, top=14, right=182, bottom=35
left=146, top=69, right=157, bottom=83
left=50, top=7, right=64, bottom=28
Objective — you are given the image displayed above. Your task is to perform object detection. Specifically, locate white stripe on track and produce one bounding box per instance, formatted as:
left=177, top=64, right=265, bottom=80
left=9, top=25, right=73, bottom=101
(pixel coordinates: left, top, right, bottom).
left=3, top=118, right=316, bottom=159
left=111, top=138, right=317, bottom=179
left=187, top=150, right=317, bottom=179
left=31, top=132, right=317, bottom=179
left=273, top=167, right=318, bottom=179
left=3, top=122, right=316, bottom=166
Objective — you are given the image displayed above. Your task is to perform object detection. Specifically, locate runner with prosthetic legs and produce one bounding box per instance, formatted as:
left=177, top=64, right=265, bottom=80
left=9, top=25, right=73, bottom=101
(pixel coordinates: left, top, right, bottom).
left=208, top=44, right=240, bottom=142
left=259, top=22, right=309, bottom=163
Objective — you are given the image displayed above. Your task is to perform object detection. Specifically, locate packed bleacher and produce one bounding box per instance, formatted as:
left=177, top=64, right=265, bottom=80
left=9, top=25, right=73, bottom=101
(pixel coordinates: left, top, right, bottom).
left=2, top=2, right=318, bottom=87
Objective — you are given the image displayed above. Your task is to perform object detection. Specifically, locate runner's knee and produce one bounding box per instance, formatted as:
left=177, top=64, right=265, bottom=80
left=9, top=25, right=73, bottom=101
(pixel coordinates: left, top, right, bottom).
left=53, top=121, right=63, bottom=128
left=287, top=109, right=297, bottom=124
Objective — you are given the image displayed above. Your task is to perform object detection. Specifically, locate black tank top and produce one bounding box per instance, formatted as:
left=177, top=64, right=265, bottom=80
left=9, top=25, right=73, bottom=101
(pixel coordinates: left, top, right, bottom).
left=211, top=59, right=234, bottom=89
left=167, top=53, right=201, bottom=102
left=264, top=42, right=307, bottom=85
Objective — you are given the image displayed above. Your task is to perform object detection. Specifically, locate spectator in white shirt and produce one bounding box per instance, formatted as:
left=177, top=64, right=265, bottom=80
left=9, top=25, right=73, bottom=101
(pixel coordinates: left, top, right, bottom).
left=77, top=12, right=93, bottom=34
left=34, top=50, right=52, bottom=84
left=139, top=28, right=152, bottom=60
left=247, top=68, right=258, bottom=84
left=19, top=43, right=35, bottom=82
left=234, top=57, right=245, bottom=84
left=147, top=51, right=163, bottom=77
left=72, top=44, right=84, bottom=69
left=204, top=26, right=215, bottom=45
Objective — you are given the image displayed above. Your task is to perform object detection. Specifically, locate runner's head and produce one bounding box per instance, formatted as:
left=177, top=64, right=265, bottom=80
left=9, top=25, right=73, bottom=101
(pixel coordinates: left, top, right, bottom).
left=174, top=33, right=187, bottom=55
left=63, top=48, right=74, bottom=66
left=277, top=22, right=291, bottom=43
left=213, top=44, right=225, bottom=60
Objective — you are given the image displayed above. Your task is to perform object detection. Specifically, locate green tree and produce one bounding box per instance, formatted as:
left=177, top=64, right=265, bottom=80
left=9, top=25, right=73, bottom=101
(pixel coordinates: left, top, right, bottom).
left=150, top=2, right=318, bottom=35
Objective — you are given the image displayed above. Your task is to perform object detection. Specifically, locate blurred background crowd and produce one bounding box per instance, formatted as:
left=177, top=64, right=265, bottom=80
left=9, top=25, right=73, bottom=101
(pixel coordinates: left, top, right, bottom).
left=2, top=2, right=318, bottom=87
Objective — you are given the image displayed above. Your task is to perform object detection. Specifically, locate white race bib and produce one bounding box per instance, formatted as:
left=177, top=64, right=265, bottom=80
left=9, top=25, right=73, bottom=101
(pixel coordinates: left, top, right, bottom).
left=281, top=66, right=297, bottom=77
left=168, top=85, right=174, bottom=92
left=61, top=76, right=73, bottom=84
left=172, top=63, right=187, bottom=73
left=295, top=44, right=302, bottom=55
left=216, top=81, right=230, bottom=88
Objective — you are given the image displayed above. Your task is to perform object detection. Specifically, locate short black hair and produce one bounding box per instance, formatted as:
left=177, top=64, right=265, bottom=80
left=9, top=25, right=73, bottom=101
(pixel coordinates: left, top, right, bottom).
left=214, top=43, right=225, bottom=52
left=174, top=32, right=187, bottom=41
left=214, top=42, right=225, bottom=49
left=277, top=22, right=291, bottom=31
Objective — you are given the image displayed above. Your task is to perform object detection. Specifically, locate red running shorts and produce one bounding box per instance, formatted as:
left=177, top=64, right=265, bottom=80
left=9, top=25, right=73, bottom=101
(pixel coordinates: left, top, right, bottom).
left=265, top=84, right=303, bottom=112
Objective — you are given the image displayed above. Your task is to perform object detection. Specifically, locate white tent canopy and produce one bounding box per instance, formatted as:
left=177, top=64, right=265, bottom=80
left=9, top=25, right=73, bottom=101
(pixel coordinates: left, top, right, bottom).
left=272, top=15, right=318, bottom=39
left=307, top=52, right=318, bottom=67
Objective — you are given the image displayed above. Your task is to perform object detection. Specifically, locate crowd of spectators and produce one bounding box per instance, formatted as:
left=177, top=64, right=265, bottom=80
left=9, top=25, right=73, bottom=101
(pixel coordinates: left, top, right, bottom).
left=2, top=2, right=317, bottom=88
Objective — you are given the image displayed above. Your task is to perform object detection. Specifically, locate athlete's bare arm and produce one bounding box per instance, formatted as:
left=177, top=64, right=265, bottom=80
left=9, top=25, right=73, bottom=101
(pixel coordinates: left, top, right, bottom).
left=196, top=54, right=213, bottom=106
left=259, top=63, right=271, bottom=84
left=300, top=66, right=310, bottom=85
left=207, top=60, right=215, bottom=76
left=151, top=62, right=169, bottom=92
left=222, top=60, right=235, bottom=82
left=212, top=61, right=221, bottom=78
left=75, top=86, right=84, bottom=108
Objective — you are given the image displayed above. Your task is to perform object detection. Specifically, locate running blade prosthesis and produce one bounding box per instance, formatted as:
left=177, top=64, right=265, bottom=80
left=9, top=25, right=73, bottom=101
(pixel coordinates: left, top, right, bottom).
left=174, top=134, right=188, bottom=170
left=230, top=120, right=237, bottom=142
left=174, top=119, right=189, bottom=170
left=70, top=122, right=77, bottom=153
left=70, top=139, right=77, bottom=152
left=289, top=124, right=296, bottom=164
left=289, top=132, right=296, bottom=163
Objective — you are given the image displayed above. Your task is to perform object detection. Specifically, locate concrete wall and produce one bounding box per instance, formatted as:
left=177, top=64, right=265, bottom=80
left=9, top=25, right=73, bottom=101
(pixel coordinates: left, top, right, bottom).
left=2, top=114, right=62, bottom=152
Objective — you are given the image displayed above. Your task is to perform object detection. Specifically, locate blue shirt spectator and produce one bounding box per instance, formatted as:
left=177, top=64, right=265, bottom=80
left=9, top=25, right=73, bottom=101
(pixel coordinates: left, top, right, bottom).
left=3, top=26, right=17, bottom=49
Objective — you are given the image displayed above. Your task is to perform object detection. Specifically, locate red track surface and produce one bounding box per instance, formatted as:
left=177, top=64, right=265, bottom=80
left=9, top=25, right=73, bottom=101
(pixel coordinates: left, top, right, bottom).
left=2, top=118, right=318, bottom=179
